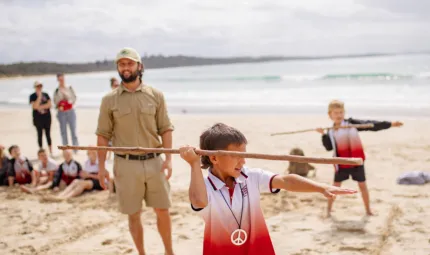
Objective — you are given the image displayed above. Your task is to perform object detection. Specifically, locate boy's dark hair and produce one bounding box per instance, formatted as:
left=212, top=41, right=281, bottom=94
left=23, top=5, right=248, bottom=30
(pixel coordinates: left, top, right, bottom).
left=8, top=145, right=18, bottom=154
left=38, top=148, right=46, bottom=155
left=56, top=73, right=64, bottom=78
left=199, top=123, right=247, bottom=169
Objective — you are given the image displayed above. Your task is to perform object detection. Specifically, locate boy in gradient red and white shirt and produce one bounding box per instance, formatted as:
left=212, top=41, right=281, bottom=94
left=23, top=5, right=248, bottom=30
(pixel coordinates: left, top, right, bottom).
left=180, top=123, right=357, bottom=255
left=317, top=100, right=403, bottom=217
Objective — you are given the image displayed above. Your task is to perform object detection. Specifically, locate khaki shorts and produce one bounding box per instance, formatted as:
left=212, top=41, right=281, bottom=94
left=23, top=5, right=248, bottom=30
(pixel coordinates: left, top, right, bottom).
left=113, top=155, right=171, bottom=214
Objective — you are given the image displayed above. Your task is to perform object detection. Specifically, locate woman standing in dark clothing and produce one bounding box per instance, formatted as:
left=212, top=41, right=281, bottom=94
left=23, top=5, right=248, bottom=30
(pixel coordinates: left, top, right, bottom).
left=29, top=81, right=53, bottom=155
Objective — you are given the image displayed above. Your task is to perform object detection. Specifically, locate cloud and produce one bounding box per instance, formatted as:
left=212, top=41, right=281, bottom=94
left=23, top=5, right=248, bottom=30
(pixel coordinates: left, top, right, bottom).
left=0, top=0, right=429, bottom=63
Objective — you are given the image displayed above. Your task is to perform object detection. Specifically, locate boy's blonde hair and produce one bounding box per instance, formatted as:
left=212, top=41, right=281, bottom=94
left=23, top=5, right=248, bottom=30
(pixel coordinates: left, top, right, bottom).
left=328, top=100, right=344, bottom=113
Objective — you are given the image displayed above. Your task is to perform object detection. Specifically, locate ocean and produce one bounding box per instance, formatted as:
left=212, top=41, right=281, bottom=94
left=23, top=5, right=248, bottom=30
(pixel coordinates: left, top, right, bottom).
left=1, top=54, right=429, bottom=116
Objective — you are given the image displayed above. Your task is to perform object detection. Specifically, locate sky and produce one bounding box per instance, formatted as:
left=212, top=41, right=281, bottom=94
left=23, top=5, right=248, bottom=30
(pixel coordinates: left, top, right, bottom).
left=0, top=0, right=429, bottom=64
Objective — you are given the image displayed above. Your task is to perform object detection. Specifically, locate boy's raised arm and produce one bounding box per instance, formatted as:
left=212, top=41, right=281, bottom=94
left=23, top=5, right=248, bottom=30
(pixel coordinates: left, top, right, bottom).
left=189, top=161, right=208, bottom=209
left=271, top=174, right=357, bottom=199
left=180, top=146, right=208, bottom=209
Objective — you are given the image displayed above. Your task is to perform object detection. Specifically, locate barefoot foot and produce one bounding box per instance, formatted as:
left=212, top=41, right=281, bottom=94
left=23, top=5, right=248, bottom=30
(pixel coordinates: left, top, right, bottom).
left=20, top=185, right=35, bottom=194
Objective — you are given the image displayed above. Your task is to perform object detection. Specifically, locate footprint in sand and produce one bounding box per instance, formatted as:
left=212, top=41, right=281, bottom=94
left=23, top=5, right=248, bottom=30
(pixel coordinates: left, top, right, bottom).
left=102, top=239, right=113, bottom=245
left=17, top=245, right=37, bottom=254
left=178, top=234, right=189, bottom=240
left=270, top=225, right=279, bottom=232
left=0, top=241, right=8, bottom=249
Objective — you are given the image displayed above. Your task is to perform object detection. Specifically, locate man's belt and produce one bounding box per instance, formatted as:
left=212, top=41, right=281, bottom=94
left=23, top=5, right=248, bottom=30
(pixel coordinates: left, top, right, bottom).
left=115, top=153, right=160, bottom=161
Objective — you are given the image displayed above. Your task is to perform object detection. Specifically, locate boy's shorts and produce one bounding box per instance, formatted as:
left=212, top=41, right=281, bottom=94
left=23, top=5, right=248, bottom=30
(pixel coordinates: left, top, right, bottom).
left=334, top=165, right=366, bottom=182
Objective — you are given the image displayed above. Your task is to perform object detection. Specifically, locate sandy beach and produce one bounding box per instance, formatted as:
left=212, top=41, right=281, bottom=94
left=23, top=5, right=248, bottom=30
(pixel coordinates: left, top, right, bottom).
left=0, top=108, right=429, bottom=255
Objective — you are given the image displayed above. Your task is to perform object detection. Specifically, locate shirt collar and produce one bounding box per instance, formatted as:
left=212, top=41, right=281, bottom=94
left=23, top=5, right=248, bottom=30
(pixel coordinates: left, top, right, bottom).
left=207, top=168, right=248, bottom=191
left=118, top=82, right=155, bottom=98
left=119, top=82, right=143, bottom=94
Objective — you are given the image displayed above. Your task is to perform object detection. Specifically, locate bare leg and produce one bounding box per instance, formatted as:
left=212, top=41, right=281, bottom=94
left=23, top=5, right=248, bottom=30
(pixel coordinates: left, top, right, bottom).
left=57, top=180, right=80, bottom=197
left=327, top=182, right=341, bottom=217
left=31, top=171, right=38, bottom=187
left=41, top=180, right=93, bottom=202
left=154, top=208, right=174, bottom=255
left=358, top=181, right=373, bottom=216
left=128, top=211, right=145, bottom=255
left=20, top=181, right=53, bottom=194
left=38, top=176, right=49, bottom=185
left=58, top=180, right=93, bottom=199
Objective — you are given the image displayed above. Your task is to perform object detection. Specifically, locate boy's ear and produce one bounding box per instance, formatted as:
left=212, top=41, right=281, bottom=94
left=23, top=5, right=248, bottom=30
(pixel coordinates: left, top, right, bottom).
left=209, top=155, right=217, bottom=165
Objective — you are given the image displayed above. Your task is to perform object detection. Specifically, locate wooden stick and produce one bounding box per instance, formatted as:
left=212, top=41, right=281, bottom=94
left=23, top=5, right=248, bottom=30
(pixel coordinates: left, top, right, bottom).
left=58, top=145, right=363, bottom=165
left=270, top=123, right=374, bottom=136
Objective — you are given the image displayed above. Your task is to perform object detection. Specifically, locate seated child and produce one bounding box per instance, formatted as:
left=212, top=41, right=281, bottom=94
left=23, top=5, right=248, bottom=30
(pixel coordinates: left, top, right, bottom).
left=0, top=145, right=9, bottom=186
left=41, top=149, right=112, bottom=202
left=7, top=145, right=36, bottom=187
left=286, top=147, right=316, bottom=177
left=179, top=123, right=356, bottom=255
left=51, top=149, right=82, bottom=191
left=20, top=148, right=58, bottom=194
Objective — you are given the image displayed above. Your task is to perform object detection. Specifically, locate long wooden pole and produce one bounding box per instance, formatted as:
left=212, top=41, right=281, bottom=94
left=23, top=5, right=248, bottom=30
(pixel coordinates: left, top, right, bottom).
left=270, top=123, right=374, bottom=136
left=58, top=145, right=363, bottom=165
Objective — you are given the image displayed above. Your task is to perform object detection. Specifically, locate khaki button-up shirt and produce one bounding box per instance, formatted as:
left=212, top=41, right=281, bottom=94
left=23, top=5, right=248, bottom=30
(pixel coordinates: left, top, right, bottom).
left=96, top=83, right=174, bottom=149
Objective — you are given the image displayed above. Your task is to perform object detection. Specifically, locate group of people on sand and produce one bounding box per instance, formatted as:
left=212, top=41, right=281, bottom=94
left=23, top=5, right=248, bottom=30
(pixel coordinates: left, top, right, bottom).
left=0, top=144, right=115, bottom=201
left=90, top=47, right=404, bottom=255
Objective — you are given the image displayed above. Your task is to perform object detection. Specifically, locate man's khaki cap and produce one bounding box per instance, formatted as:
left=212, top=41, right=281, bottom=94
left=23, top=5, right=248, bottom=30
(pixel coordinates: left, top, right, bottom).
left=115, top=47, right=141, bottom=63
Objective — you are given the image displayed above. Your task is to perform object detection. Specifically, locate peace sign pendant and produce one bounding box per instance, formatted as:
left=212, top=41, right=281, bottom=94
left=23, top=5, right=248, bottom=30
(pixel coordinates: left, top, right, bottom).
left=231, top=229, right=248, bottom=246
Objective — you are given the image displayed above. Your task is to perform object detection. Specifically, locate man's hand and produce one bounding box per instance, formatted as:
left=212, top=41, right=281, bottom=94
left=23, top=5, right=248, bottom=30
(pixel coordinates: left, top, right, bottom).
left=53, top=187, right=60, bottom=192
left=316, top=128, right=325, bottom=134
left=391, top=121, right=403, bottom=127
left=161, top=158, right=172, bottom=180
left=321, top=186, right=357, bottom=199
left=98, top=167, right=109, bottom=190
left=179, top=146, right=200, bottom=166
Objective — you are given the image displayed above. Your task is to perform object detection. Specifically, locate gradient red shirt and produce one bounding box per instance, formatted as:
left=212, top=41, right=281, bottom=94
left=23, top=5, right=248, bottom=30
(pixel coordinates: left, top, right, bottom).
left=192, top=167, right=280, bottom=255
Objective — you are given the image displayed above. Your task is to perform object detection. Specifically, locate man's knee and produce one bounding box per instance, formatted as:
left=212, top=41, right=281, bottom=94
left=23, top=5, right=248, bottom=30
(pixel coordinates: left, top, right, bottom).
left=128, top=210, right=142, bottom=223
left=154, top=208, right=170, bottom=217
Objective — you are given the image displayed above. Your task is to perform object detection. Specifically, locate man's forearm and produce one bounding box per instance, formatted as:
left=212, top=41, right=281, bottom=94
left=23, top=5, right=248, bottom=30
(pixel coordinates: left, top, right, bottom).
left=161, top=130, right=173, bottom=160
left=97, top=135, right=109, bottom=169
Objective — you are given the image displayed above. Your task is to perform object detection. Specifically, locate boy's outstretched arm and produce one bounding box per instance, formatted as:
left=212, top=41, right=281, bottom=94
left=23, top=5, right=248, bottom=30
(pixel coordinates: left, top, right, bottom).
left=271, top=174, right=357, bottom=199
left=180, top=146, right=208, bottom=209
left=348, top=117, right=403, bottom=132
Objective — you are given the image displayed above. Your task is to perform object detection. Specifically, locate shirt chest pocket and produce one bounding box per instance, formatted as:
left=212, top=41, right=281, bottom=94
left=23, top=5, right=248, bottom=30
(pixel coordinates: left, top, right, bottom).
left=113, top=108, right=132, bottom=121
left=140, top=106, right=156, bottom=116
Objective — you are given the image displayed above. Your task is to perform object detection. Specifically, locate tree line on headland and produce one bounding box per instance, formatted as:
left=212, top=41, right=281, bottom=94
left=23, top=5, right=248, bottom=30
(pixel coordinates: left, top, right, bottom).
left=0, top=52, right=418, bottom=78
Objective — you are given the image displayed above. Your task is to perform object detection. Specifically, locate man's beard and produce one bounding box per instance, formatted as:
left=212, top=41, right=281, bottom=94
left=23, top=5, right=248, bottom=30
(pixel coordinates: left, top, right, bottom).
left=119, top=69, right=140, bottom=83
